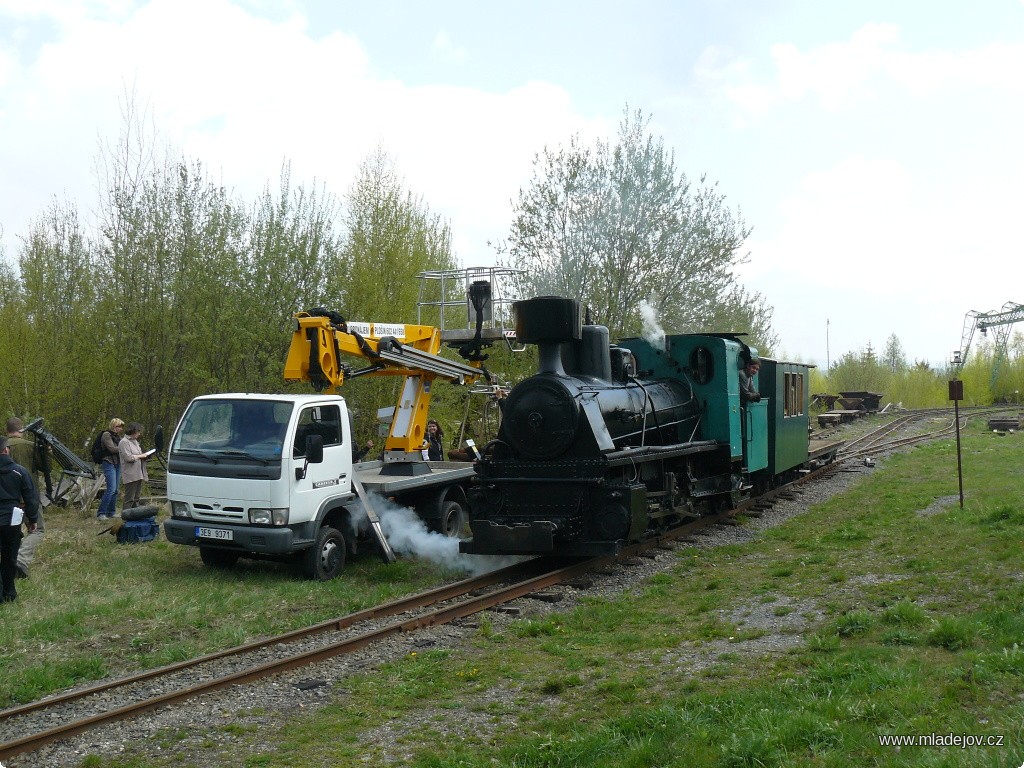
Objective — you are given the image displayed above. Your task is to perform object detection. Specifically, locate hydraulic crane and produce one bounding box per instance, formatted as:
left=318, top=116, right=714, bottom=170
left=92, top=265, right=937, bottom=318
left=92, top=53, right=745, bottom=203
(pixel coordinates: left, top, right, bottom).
left=283, top=308, right=489, bottom=464
left=953, top=301, right=1024, bottom=383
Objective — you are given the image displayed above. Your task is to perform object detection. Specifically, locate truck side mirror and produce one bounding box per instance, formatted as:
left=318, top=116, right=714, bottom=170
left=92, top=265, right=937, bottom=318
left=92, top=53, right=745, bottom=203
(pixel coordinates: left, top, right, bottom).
left=305, top=434, right=324, bottom=464
left=296, top=434, right=324, bottom=480
left=155, top=425, right=165, bottom=453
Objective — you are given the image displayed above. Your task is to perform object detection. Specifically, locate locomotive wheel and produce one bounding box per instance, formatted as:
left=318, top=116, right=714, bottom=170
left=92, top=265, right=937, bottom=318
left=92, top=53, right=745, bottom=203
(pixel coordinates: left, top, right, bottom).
left=436, top=499, right=469, bottom=539
left=303, top=525, right=346, bottom=581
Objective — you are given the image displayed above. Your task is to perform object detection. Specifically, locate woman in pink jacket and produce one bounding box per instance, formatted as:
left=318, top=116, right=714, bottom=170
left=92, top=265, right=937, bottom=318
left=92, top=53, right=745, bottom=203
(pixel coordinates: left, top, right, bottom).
left=118, top=422, right=152, bottom=511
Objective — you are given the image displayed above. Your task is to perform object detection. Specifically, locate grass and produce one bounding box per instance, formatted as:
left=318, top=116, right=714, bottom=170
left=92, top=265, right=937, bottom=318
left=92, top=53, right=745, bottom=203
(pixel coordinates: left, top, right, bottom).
left=0, top=509, right=463, bottom=706
left=6, top=420, right=1024, bottom=766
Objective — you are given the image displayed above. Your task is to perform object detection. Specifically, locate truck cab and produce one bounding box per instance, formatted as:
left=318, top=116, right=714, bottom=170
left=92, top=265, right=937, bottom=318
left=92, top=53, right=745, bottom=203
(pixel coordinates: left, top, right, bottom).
left=163, top=393, right=361, bottom=579
left=164, top=391, right=478, bottom=580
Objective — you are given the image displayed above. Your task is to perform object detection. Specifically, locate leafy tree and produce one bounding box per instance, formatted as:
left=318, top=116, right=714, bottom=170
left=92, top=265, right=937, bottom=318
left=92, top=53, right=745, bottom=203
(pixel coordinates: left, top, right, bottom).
left=10, top=202, right=102, bottom=434
left=826, top=349, right=888, bottom=394
left=882, top=333, right=907, bottom=373
left=341, top=149, right=456, bottom=321
left=237, top=164, right=345, bottom=393
left=335, top=149, right=462, bottom=444
left=501, top=107, right=775, bottom=351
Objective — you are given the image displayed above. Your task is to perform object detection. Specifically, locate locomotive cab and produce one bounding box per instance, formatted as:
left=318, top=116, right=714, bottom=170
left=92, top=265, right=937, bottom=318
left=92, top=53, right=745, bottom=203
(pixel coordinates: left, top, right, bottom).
left=621, top=333, right=768, bottom=482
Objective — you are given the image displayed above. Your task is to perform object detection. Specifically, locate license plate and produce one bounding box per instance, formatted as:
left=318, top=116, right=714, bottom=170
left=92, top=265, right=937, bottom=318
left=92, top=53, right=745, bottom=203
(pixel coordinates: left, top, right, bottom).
left=196, top=526, right=234, bottom=541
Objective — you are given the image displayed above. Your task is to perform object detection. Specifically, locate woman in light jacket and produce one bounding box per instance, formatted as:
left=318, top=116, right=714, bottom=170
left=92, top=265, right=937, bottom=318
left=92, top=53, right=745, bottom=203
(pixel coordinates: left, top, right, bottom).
left=118, top=422, right=151, bottom=511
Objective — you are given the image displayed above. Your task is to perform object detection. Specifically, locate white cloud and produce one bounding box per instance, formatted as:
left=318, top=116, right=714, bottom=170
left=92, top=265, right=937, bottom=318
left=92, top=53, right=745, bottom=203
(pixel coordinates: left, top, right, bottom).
left=701, top=23, right=1024, bottom=116
left=431, top=29, right=469, bottom=65
left=0, top=0, right=601, bottom=263
left=739, top=145, right=1024, bottom=366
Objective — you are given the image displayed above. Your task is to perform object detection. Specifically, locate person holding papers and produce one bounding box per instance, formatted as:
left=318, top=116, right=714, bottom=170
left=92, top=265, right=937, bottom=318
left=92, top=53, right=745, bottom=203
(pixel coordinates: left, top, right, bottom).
left=118, top=422, right=154, bottom=512
left=0, top=435, right=39, bottom=603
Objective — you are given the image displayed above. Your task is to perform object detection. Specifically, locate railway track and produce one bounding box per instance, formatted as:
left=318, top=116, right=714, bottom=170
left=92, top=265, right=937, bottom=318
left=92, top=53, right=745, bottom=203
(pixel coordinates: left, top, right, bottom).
left=836, top=407, right=1010, bottom=461
left=2, top=522, right=731, bottom=760
left=0, top=471, right=822, bottom=762
left=0, top=406, right=1005, bottom=762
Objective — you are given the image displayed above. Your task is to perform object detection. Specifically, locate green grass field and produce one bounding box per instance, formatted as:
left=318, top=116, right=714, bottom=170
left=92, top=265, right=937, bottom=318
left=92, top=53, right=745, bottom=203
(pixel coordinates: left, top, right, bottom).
left=4, top=420, right=1024, bottom=767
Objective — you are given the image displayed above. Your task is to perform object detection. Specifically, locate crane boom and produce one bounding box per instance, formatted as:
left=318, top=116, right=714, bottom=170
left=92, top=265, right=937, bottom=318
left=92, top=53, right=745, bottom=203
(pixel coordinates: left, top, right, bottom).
left=954, top=301, right=1024, bottom=379
left=284, top=309, right=486, bottom=462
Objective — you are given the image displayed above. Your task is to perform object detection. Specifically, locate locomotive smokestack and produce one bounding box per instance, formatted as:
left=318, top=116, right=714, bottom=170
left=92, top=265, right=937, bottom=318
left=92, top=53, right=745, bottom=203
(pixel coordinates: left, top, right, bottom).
left=513, top=296, right=583, bottom=375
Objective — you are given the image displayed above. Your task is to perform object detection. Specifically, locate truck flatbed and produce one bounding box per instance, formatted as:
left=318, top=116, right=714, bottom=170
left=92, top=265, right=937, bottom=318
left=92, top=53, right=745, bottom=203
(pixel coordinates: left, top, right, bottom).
left=354, top=460, right=476, bottom=495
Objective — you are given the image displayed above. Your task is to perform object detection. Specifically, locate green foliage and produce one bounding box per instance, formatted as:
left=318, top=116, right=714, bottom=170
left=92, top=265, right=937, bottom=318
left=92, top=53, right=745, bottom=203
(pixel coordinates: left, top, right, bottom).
left=926, top=617, right=977, bottom=651
left=823, top=331, right=1024, bottom=407
left=0, top=112, right=459, bottom=452
left=500, top=106, right=776, bottom=352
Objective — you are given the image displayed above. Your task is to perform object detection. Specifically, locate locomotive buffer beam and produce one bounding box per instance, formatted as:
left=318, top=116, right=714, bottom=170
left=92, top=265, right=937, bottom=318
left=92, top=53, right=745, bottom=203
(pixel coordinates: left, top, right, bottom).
left=465, top=519, right=560, bottom=555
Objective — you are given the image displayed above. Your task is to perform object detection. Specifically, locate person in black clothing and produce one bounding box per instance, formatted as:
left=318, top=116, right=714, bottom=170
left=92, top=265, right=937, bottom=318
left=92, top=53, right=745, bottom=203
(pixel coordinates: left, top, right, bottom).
left=0, top=436, right=40, bottom=603
left=424, top=420, right=444, bottom=461
left=6, top=417, right=44, bottom=578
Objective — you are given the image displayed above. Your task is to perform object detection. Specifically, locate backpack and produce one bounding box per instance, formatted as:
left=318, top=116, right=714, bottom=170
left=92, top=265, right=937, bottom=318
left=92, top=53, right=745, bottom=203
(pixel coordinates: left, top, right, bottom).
left=90, top=431, right=108, bottom=464
left=116, top=518, right=160, bottom=544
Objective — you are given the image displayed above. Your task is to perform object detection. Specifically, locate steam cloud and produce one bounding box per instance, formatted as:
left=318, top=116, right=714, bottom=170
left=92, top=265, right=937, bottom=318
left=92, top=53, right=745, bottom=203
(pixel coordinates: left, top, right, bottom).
left=348, top=494, right=526, bottom=575
left=639, top=299, right=666, bottom=349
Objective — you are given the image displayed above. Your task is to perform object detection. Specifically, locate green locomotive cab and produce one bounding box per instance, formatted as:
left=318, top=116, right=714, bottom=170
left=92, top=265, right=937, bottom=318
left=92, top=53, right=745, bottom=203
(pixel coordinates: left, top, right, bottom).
left=621, top=333, right=768, bottom=482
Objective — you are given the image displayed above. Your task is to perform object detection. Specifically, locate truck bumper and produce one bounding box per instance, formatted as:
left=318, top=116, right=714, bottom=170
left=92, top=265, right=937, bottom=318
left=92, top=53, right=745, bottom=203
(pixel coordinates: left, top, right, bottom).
left=163, top=519, right=308, bottom=554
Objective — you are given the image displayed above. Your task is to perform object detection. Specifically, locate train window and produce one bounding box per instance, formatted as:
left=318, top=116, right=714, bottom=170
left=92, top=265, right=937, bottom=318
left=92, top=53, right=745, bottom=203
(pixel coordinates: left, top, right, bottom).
left=689, top=347, right=713, bottom=385
left=783, top=373, right=805, bottom=417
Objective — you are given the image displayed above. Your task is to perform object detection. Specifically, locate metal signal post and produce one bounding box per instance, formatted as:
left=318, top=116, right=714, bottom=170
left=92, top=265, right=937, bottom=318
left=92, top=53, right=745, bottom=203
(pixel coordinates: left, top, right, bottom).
left=948, top=378, right=964, bottom=509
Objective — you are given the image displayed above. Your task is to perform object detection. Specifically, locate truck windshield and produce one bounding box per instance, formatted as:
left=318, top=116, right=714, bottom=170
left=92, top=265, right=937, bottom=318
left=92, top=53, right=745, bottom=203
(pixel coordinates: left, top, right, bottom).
left=171, top=399, right=293, bottom=461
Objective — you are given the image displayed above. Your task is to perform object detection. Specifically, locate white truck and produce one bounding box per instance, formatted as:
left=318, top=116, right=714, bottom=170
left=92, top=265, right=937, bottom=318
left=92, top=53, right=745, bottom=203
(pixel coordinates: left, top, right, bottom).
left=163, top=309, right=492, bottom=579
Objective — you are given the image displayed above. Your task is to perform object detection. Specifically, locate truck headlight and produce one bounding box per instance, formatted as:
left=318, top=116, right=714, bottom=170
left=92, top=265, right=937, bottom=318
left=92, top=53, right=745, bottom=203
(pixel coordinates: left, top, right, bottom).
left=171, top=501, right=191, bottom=519
left=249, top=508, right=289, bottom=526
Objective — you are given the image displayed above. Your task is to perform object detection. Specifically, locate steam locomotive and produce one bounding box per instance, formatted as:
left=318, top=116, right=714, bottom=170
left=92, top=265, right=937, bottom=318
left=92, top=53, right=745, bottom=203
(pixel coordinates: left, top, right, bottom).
left=461, top=296, right=838, bottom=557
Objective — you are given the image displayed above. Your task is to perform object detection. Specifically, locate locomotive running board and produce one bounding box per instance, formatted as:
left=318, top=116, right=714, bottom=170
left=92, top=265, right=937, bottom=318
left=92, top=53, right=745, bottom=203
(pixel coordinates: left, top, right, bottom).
left=604, top=440, right=722, bottom=467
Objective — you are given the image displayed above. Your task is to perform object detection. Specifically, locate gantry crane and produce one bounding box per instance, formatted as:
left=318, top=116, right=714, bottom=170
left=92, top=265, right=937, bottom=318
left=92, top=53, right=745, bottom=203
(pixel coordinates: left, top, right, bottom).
left=953, top=302, right=1024, bottom=383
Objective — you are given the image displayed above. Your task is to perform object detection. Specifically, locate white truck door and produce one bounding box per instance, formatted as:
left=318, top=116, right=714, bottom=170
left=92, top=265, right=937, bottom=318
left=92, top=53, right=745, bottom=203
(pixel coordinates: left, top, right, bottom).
left=291, top=403, right=352, bottom=507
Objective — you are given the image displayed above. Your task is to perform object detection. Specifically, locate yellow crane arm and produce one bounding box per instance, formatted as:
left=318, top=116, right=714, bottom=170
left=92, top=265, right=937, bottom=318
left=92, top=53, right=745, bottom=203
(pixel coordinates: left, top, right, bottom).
left=284, top=310, right=483, bottom=459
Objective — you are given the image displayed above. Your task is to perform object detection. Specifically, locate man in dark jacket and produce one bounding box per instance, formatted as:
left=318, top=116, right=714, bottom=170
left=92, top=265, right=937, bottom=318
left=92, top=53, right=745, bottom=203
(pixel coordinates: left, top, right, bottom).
left=6, top=417, right=44, bottom=578
left=0, top=435, right=40, bottom=603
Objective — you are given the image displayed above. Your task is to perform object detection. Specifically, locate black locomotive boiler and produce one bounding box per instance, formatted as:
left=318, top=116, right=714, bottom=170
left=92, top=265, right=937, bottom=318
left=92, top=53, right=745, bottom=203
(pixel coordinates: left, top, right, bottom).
left=461, top=296, right=837, bottom=557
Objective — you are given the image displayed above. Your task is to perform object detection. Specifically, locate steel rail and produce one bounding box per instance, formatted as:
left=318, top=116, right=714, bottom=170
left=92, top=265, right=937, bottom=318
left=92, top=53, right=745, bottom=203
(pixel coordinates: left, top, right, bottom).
left=0, top=558, right=604, bottom=760
left=841, top=408, right=1009, bottom=460
left=0, top=560, right=551, bottom=725
left=0, top=510, right=733, bottom=760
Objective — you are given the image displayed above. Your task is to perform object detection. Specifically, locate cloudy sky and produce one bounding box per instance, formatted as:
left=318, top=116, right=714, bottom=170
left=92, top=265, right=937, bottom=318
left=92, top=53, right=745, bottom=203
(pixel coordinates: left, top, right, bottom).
left=2, top=0, right=1022, bottom=369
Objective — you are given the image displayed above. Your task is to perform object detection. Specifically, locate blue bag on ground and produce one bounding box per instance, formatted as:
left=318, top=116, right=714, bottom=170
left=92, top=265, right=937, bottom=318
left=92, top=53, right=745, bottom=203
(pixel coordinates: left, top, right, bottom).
left=117, top=518, right=160, bottom=544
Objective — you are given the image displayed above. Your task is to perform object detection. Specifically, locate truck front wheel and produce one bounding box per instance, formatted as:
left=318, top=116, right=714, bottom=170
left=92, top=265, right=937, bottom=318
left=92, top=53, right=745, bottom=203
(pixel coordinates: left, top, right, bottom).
left=304, top=525, right=346, bottom=580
